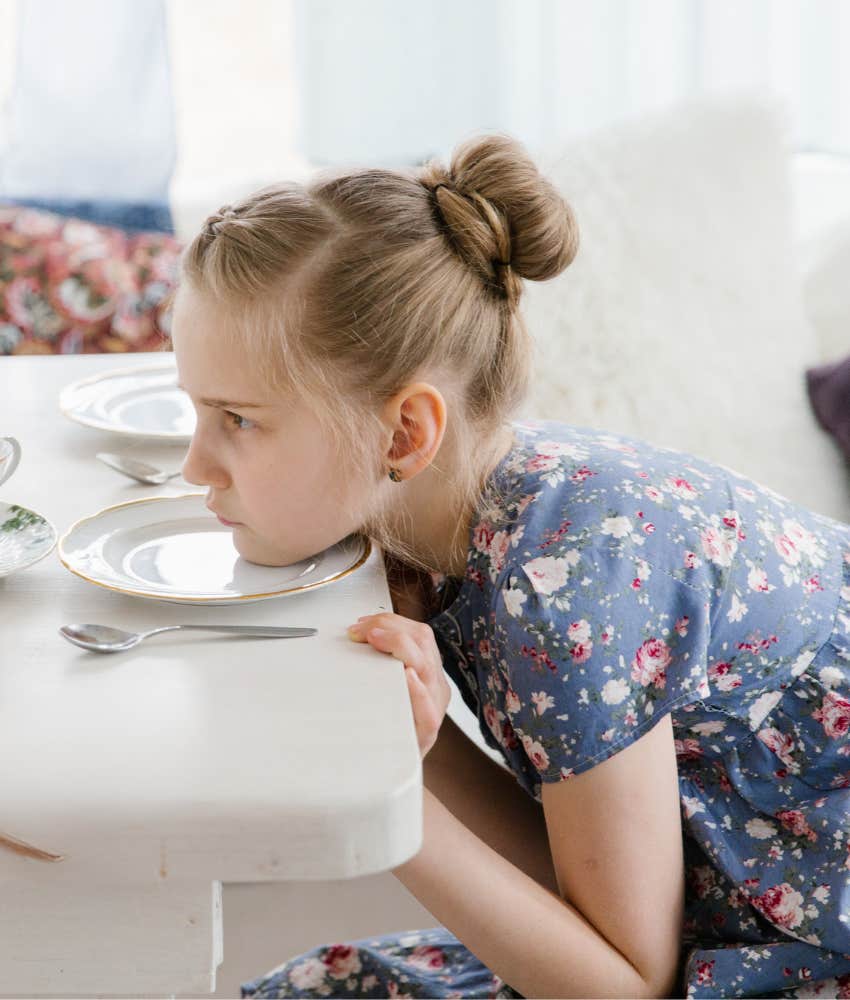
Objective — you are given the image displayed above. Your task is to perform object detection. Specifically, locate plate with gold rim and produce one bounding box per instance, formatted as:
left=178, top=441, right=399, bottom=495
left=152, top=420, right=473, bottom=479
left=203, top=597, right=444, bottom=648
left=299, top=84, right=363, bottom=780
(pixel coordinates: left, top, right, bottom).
left=0, top=500, right=57, bottom=577
left=57, top=493, right=371, bottom=605
left=59, top=361, right=196, bottom=441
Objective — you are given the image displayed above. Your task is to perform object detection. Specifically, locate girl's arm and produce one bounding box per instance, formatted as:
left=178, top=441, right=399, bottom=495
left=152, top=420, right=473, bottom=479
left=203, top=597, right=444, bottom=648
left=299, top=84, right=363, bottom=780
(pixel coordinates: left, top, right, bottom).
left=393, top=714, right=685, bottom=999
left=353, top=601, right=684, bottom=997
left=424, top=713, right=560, bottom=895
left=383, top=555, right=560, bottom=894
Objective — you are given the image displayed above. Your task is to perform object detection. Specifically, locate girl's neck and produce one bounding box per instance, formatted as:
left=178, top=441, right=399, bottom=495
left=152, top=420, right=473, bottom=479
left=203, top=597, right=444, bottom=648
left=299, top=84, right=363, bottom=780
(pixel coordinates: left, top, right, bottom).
left=404, top=424, right=516, bottom=579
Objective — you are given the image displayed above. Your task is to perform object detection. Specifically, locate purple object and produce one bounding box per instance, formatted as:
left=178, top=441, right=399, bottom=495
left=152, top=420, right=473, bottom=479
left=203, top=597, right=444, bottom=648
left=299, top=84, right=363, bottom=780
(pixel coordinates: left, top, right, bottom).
left=806, top=355, right=850, bottom=462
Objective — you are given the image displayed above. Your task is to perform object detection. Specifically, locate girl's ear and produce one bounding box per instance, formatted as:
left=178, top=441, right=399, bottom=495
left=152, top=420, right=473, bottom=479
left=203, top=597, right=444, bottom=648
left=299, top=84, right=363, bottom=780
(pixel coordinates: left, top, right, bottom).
left=383, top=382, right=447, bottom=479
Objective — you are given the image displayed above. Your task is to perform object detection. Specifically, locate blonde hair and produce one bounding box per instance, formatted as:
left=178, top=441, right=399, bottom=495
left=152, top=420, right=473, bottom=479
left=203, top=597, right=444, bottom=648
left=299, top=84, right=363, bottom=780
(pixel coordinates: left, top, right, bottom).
left=177, top=133, right=578, bottom=574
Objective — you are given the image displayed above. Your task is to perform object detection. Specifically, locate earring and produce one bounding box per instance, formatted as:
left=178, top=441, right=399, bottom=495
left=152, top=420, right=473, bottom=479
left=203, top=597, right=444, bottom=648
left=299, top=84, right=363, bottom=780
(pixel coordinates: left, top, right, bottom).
left=388, top=466, right=403, bottom=482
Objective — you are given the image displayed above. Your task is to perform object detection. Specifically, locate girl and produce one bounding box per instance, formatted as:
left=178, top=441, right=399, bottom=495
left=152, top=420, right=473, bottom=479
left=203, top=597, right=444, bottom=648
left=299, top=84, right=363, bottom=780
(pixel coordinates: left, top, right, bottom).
left=170, top=134, right=850, bottom=999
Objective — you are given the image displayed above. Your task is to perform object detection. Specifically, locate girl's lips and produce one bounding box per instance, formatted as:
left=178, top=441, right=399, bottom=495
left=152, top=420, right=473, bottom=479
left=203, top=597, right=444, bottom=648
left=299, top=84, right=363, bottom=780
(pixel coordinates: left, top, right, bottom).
left=207, top=504, right=242, bottom=527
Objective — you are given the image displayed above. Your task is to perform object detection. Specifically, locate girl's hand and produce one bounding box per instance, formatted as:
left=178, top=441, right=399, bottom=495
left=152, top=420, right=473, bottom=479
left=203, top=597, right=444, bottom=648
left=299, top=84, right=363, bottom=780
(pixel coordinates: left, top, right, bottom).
left=347, top=612, right=451, bottom=760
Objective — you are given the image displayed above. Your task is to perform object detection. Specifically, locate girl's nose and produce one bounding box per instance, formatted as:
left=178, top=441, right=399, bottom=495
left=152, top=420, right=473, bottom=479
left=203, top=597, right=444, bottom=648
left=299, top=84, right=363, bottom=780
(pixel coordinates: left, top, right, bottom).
left=181, top=432, right=230, bottom=490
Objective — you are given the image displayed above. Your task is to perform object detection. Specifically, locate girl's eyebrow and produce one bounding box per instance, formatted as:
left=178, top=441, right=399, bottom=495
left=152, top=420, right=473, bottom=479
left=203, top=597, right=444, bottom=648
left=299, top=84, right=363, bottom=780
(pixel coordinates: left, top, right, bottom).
left=176, top=383, right=269, bottom=409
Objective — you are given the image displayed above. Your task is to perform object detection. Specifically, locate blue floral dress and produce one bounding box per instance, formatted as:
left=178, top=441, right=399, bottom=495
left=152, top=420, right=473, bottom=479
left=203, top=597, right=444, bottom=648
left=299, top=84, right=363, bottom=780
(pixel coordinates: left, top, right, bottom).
left=242, top=419, right=850, bottom=1000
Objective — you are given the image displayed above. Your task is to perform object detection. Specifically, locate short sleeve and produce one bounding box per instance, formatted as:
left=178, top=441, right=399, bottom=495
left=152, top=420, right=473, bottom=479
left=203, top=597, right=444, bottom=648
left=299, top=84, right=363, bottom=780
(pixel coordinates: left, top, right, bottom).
left=492, top=545, right=712, bottom=786
left=430, top=610, right=482, bottom=721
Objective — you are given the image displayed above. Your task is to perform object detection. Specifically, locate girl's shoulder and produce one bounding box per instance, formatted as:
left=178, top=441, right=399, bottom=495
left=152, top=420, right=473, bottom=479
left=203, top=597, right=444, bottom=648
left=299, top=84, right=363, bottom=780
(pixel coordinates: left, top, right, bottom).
left=480, top=419, right=847, bottom=597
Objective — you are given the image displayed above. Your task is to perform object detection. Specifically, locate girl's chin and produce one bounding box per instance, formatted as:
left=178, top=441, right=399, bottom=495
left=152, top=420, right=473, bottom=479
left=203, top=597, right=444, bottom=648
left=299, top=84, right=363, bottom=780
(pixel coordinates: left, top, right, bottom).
left=232, top=530, right=294, bottom=568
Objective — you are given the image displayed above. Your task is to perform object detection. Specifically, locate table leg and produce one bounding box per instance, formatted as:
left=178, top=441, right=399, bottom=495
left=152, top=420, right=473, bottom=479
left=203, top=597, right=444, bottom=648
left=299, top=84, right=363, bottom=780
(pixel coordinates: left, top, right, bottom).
left=0, top=876, right=222, bottom=997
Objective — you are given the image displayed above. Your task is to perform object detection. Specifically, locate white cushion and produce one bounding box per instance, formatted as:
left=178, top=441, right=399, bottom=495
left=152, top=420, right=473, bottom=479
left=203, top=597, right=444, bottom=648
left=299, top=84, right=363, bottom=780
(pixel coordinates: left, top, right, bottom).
left=519, top=95, right=850, bottom=524
left=801, top=221, right=850, bottom=366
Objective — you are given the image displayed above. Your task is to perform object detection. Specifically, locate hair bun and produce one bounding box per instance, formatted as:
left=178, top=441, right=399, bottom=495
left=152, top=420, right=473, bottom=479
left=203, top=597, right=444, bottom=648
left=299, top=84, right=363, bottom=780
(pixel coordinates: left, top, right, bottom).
left=422, top=133, right=578, bottom=307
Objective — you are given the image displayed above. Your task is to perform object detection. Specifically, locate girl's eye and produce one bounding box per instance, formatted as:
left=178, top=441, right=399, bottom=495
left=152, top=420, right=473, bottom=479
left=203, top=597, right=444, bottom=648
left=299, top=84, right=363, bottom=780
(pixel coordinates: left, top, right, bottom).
left=225, top=410, right=255, bottom=431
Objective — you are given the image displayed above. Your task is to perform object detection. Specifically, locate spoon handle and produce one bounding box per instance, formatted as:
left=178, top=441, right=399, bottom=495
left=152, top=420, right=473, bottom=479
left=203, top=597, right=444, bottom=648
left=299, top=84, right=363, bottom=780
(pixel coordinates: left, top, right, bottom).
left=143, top=624, right=317, bottom=639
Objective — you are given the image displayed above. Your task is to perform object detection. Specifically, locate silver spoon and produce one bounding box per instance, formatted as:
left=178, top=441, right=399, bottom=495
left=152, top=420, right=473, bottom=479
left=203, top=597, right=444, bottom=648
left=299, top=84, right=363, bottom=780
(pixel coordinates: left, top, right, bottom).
left=96, top=452, right=183, bottom=485
left=59, top=622, right=317, bottom=653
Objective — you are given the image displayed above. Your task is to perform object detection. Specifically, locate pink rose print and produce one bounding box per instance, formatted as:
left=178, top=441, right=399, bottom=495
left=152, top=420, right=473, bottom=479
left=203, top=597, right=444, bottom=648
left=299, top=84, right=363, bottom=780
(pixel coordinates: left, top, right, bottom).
left=728, top=888, right=747, bottom=909
left=408, top=945, right=445, bottom=971
left=708, top=660, right=743, bottom=692
left=700, top=525, right=737, bottom=567
left=290, top=957, right=328, bottom=991
left=540, top=519, right=572, bottom=549
left=488, top=530, right=511, bottom=574
left=630, top=638, right=671, bottom=688
left=500, top=717, right=519, bottom=751
left=683, top=551, right=700, bottom=569
left=516, top=492, right=538, bottom=515
left=521, top=733, right=551, bottom=772
left=473, top=523, right=494, bottom=553
left=737, top=632, right=779, bottom=653
left=688, top=865, right=717, bottom=899
left=717, top=766, right=732, bottom=793
left=813, top=690, right=850, bottom=739
left=774, top=533, right=800, bottom=565
left=567, top=619, right=591, bottom=644
left=483, top=702, right=505, bottom=744
left=570, top=642, right=593, bottom=663
left=775, top=809, right=818, bottom=843
left=758, top=727, right=797, bottom=769
left=527, top=453, right=560, bottom=473
left=751, top=883, right=805, bottom=930
left=570, top=465, right=595, bottom=483
left=323, top=944, right=362, bottom=979
left=695, top=959, right=715, bottom=986
left=666, top=476, right=698, bottom=499
left=520, top=643, right=558, bottom=673
left=675, top=738, right=703, bottom=761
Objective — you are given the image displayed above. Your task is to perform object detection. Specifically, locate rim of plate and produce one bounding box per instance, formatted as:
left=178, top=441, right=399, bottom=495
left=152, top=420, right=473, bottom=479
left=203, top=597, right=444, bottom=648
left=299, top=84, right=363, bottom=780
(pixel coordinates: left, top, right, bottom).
left=57, top=492, right=372, bottom=602
left=0, top=500, right=58, bottom=576
left=58, top=360, right=193, bottom=441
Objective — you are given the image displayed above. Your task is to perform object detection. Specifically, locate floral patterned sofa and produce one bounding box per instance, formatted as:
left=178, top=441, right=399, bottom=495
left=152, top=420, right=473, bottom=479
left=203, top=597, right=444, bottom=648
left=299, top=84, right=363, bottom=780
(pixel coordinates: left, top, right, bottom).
left=0, top=205, right=181, bottom=355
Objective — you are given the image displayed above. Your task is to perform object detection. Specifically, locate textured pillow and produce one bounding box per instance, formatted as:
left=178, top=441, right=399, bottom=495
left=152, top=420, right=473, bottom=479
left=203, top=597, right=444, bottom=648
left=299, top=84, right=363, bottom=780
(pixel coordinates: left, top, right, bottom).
left=518, top=95, right=850, bottom=523
left=0, top=205, right=181, bottom=354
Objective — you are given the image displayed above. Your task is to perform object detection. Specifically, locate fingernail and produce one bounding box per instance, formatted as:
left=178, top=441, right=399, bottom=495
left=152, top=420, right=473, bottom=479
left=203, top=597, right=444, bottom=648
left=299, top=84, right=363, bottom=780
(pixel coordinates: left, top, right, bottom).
left=347, top=624, right=363, bottom=638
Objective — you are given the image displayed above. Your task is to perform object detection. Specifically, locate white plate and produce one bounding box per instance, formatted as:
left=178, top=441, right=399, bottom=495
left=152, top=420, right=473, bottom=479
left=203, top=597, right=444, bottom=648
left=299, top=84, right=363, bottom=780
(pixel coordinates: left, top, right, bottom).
left=59, top=361, right=196, bottom=440
left=0, top=500, right=57, bottom=577
left=58, top=493, right=371, bottom=604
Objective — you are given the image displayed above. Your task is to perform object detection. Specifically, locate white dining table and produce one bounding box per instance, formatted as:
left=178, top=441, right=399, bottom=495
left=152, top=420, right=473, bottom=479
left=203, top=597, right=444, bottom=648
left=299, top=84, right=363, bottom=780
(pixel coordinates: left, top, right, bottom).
left=0, top=352, right=422, bottom=997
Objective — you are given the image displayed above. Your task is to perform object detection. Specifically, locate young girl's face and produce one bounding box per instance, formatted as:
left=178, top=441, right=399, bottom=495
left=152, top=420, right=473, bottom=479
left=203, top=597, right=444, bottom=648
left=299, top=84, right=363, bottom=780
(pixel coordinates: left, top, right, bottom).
left=171, top=285, right=371, bottom=567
